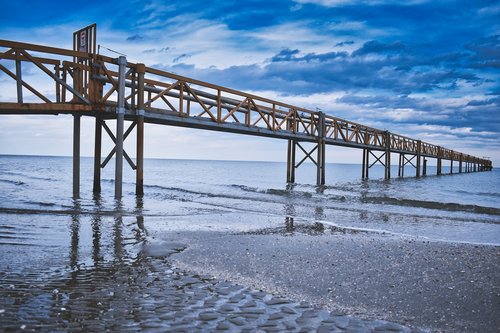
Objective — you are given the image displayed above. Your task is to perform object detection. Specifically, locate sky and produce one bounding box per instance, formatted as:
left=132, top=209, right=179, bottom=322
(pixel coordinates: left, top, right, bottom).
left=0, top=0, right=499, bottom=165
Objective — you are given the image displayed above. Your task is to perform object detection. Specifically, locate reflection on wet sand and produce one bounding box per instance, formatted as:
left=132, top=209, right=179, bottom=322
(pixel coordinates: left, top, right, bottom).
left=0, top=196, right=156, bottom=331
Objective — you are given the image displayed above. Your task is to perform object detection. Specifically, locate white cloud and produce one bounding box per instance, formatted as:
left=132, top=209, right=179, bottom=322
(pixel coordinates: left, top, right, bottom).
left=293, top=0, right=429, bottom=7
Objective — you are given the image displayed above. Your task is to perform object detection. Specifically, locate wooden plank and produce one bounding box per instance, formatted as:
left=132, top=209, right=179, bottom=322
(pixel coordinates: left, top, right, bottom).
left=0, top=52, right=60, bottom=65
left=0, top=39, right=89, bottom=58
left=0, top=102, right=92, bottom=112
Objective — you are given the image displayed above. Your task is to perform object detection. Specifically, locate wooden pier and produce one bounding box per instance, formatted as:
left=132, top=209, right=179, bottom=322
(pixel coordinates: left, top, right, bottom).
left=0, top=25, right=493, bottom=198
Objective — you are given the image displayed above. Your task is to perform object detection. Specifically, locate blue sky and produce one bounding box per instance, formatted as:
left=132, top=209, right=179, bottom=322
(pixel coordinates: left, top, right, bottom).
left=0, top=0, right=499, bottom=165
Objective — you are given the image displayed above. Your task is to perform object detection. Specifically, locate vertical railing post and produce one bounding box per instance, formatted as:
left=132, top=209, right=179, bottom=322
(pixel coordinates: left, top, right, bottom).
left=136, top=63, right=146, bottom=196
left=217, top=90, right=222, bottom=123
left=115, top=56, right=127, bottom=199
left=15, top=52, right=23, bottom=103
left=55, top=65, right=61, bottom=103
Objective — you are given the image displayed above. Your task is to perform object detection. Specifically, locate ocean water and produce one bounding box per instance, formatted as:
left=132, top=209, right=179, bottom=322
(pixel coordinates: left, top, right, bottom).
left=0, top=155, right=499, bottom=247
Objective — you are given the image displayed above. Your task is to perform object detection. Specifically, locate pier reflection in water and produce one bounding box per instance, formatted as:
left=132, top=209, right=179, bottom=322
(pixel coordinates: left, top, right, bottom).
left=0, top=196, right=156, bottom=331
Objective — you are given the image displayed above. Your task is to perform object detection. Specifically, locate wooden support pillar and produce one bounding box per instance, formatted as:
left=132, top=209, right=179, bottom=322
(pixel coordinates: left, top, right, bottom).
left=398, top=153, right=402, bottom=177
left=416, top=140, right=421, bottom=177
left=115, top=56, right=127, bottom=199
left=291, top=140, right=296, bottom=183
left=362, top=149, right=367, bottom=179
left=398, top=153, right=405, bottom=177
left=450, top=159, right=453, bottom=174
left=316, top=140, right=325, bottom=185
left=73, top=114, right=81, bottom=198
left=365, top=149, right=370, bottom=178
left=136, top=115, right=144, bottom=195
left=437, top=147, right=442, bottom=175
left=459, top=155, right=463, bottom=173
left=287, top=140, right=292, bottom=183
left=136, top=64, right=146, bottom=196
left=316, top=112, right=325, bottom=186
left=286, top=140, right=296, bottom=183
left=385, top=131, right=391, bottom=179
left=321, top=140, right=325, bottom=185
left=93, top=116, right=102, bottom=193
left=423, top=159, right=427, bottom=176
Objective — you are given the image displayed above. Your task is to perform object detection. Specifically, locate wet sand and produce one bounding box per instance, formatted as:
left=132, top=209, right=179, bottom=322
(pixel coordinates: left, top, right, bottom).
left=167, top=226, right=500, bottom=332
left=1, top=243, right=425, bottom=333
left=1, top=210, right=498, bottom=332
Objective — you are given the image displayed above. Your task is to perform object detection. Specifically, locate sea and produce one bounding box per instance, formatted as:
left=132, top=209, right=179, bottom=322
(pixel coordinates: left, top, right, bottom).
left=0, top=155, right=499, bottom=330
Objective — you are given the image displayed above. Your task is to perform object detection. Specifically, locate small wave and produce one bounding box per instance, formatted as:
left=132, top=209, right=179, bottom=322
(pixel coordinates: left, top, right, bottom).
left=0, top=207, right=130, bottom=217
left=0, top=171, right=56, bottom=182
left=0, top=241, right=40, bottom=246
left=0, top=179, right=26, bottom=186
left=25, top=201, right=56, bottom=207
left=456, top=190, right=500, bottom=198
left=362, top=196, right=500, bottom=216
left=145, top=184, right=209, bottom=197
left=265, top=188, right=313, bottom=198
left=229, top=184, right=260, bottom=193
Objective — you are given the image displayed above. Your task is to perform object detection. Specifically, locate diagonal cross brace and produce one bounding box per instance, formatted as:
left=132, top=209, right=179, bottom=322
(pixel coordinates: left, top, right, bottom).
left=295, top=142, right=318, bottom=168
left=101, top=120, right=137, bottom=170
left=402, top=154, right=416, bottom=168
left=369, top=150, right=386, bottom=168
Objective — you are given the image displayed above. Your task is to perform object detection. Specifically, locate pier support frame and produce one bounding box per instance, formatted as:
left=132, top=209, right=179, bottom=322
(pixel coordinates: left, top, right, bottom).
left=423, top=159, right=427, bottom=176
left=286, top=112, right=325, bottom=186
left=398, top=153, right=417, bottom=178
left=450, top=159, right=453, bottom=174
left=286, top=140, right=325, bottom=186
left=364, top=150, right=389, bottom=179
left=73, top=114, right=81, bottom=198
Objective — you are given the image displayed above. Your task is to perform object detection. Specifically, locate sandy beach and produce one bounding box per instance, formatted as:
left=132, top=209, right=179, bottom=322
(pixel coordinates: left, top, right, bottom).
left=166, top=225, right=500, bottom=332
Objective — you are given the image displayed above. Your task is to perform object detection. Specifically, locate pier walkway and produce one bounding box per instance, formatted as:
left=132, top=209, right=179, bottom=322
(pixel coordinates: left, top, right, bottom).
left=0, top=25, right=492, bottom=198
